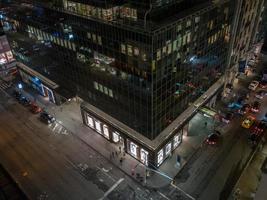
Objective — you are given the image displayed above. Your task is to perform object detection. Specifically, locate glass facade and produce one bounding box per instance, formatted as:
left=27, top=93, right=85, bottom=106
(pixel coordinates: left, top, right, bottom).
left=3, top=0, right=236, bottom=165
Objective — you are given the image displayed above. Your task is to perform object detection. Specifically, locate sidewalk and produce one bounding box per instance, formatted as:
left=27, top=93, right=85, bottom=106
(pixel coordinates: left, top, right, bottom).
left=230, top=141, right=267, bottom=200
left=14, top=83, right=209, bottom=188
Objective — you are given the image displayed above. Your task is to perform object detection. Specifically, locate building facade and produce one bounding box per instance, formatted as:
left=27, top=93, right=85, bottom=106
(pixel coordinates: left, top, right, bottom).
left=0, top=23, right=16, bottom=80
left=231, top=0, right=265, bottom=75
left=3, top=0, right=243, bottom=166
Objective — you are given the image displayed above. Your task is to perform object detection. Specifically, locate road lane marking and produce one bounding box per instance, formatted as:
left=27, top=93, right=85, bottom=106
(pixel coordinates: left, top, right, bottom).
left=96, top=166, right=116, bottom=182
left=98, top=178, right=124, bottom=200
left=171, top=182, right=196, bottom=200
left=157, top=191, right=170, bottom=200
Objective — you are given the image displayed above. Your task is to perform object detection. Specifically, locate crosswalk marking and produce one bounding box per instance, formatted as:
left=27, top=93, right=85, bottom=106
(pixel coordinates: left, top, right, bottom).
left=48, top=122, right=69, bottom=135
left=0, top=82, right=10, bottom=90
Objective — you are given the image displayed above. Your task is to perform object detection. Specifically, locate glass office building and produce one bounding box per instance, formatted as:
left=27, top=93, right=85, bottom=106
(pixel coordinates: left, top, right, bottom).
left=4, top=0, right=236, bottom=166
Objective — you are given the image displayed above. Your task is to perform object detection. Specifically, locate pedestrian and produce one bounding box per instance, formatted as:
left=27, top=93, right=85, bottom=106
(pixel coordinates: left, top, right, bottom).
left=119, top=158, right=123, bottom=165
left=123, top=152, right=126, bottom=157
left=119, top=146, right=121, bottom=153
left=204, top=122, right=207, bottom=127
left=115, top=151, right=118, bottom=156
left=112, top=152, right=115, bottom=158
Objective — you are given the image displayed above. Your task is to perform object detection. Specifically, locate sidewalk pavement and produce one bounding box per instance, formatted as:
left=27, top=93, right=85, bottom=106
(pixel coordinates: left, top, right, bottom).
left=230, top=141, right=267, bottom=200
left=16, top=84, right=210, bottom=188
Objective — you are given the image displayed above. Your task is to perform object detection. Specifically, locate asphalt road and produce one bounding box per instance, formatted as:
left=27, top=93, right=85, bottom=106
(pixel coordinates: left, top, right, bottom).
left=159, top=58, right=267, bottom=200
left=0, top=88, right=164, bottom=200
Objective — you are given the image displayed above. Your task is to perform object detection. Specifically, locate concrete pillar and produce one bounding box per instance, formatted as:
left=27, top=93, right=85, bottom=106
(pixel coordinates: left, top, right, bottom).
left=182, top=123, right=189, bottom=136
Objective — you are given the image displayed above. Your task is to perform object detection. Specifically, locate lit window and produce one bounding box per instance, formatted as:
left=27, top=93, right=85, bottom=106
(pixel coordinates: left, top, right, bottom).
left=98, top=84, right=103, bottom=92
left=113, top=131, right=120, bottom=142
left=133, top=47, right=139, bottom=56
left=195, top=16, right=200, bottom=23
left=173, top=134, right=182, bottom=148
left=177, top=24, right=182, bottom=32
left=103, top=124, right=109, bottom=139
left=87, top=32, right=92, bottom=39
left=127, top=44, right=133, bottom=56
left=97, top=36, right=102, bottom=45
left=130, top=142, right=138, bottom=157
left=92, top=34, right=97, bottom=42
left=173, top=40, right=177, bottom=51
left=165, top=142, right=172, bottom=155
left=108, top=89, right=113, bottom=98
left=86, top=115, right=94, bottom=128
left=167, top=43, right=172, bottom=54
left=95, top=120, right=102, bottom=133
left=142, top=53, right=147, bottom=61
left=186, top=19, right=191, bottom=27
left=104, top=86, right=109, bottom=95
left=162, top=46, right=167, bottom=55
left=157, top=149, right=164, bottom=166
left=121, top=44, right=126, bottom=54
left=141, top=149, right=148, bottom=166
left=94, top=81, right=99, bottom=90
left=72, top=43, right=76, bottom=51
left=187, top=32, right=191, bottom=43
left=156, top=49, right=161, bottom=61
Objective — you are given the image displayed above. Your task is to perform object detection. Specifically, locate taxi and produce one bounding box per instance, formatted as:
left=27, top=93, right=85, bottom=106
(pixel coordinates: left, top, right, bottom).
left=241, top=116, right=256, bottom=129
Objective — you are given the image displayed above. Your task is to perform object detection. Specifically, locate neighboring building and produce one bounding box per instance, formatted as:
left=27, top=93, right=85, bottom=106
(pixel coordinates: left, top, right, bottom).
left=2, top=0, right=256, bottom=167
left=0, top=23, right=16, bottom=80
left=231, top=0, right=265, bottom=75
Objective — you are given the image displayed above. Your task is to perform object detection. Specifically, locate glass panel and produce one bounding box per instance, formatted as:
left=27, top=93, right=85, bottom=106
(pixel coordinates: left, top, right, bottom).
left=95, top=120, right=102, bottom=133
left=87, top=115, right=94, bottom=128
left=141, top=149, right=148, bottom=165
left=103, top=124, right=109, bottom=139
left=130, top=142, right=138, bottom=157
left=165, top=142, right=172, bottom=155
left=157, top=149, right=164, bottom=166
left=113, top=131, right=120, bottom=142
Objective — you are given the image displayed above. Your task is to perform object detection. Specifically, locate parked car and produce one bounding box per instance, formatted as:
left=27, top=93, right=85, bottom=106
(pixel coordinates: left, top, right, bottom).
left=32, top=44, right=40, bottom=51
left=13, top=90, right=22, bottom=100
left=30, top=103, right=42, bottom=114
left=238, top=103, right=251, bottom=115
left=205, top=133, right=220, bottom=145
left=248, top=80, right=259, bottom=91
left=220, top=112, right=234, bottom=124
left=259, top=80, right=267, bottom=89
left=18, top=96, right=31, bottom=106
left=255, top=90, right=267, bottom=99
left=251, top=101, right=260, bottom=113
left=242, top=116, right=255, bottom=129
left=40, top=111, right=55, bottom=124
left=228, top=102, right=242, bottom=110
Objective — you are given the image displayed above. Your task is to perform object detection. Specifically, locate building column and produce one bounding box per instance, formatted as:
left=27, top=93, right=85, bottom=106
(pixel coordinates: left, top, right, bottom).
left=182, top=123, right=189, bottom=136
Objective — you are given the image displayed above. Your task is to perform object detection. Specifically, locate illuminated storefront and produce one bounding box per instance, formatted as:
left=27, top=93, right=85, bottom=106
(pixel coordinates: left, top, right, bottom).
left=81, top=102, right=184, bottom=167
left=17, top=62, right=58, bottom=104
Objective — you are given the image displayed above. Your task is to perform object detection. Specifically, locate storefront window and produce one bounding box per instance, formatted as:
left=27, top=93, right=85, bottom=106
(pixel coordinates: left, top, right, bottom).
left=141, top=149, right=148, bottom=166
left=95, top=120, right=102, bottom=134
left=130, top=142, right=138, bottom=157
left=166, top=142, right=172, bottom=155
left=113, top=131, right=120, bottom=143
left=103, top=124, right=109, bottom=139
left=86, top=115, right=94, bottom=128
left=157, top=149, right=164, bottom=166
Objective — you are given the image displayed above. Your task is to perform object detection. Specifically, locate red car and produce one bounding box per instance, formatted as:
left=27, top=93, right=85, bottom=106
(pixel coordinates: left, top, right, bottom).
left=259, top=80, right=267, bottom=89
left=205, top=133, right=220, bottom=145
left=30, top=103, right=42, bottom=114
